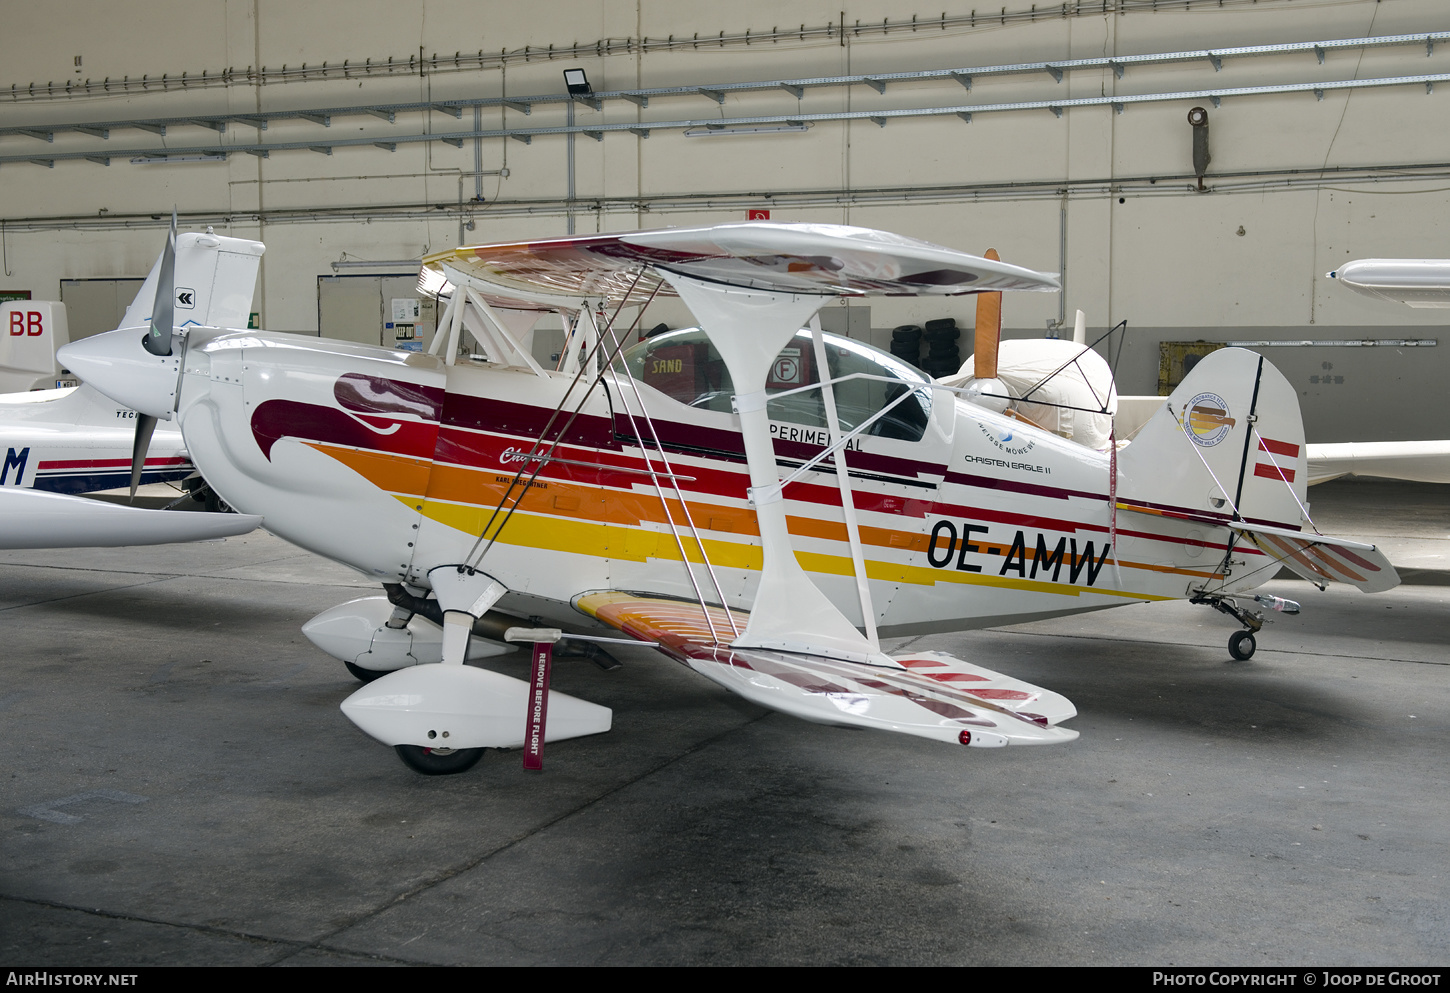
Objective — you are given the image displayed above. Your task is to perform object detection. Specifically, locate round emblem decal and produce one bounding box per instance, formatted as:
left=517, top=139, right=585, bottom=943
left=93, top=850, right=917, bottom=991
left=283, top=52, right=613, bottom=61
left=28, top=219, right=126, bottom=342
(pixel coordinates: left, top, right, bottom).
left=1186, top=392, right=1235, bottom=447
left=978, top=420, right=1035, bottom=456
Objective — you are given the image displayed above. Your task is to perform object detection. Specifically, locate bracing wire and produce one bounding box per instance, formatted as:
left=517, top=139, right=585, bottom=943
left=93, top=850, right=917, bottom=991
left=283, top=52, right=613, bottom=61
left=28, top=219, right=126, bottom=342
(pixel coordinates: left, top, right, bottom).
left=599, top=309, right=741, bottom=642
left=464, top=269, right=657, bottom=567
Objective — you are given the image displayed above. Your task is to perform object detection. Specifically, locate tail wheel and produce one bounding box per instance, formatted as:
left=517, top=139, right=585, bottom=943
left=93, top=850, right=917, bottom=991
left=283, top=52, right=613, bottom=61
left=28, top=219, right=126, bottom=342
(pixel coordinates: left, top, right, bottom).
left=394, top=744, right=485, bottom=776
left=1228, top=630, right=1257, bottom=661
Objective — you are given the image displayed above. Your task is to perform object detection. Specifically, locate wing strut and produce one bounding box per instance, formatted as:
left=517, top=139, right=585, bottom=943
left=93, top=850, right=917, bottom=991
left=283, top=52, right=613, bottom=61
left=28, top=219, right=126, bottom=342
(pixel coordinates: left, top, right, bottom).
left=658, top=271, right=890, bottom=665
left=809, top=314, right=879, bottom=648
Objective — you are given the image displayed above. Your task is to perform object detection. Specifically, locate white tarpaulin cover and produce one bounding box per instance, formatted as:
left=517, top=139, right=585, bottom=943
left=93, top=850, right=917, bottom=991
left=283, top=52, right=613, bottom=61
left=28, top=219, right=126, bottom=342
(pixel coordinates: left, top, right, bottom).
left=945, top=339, right=1119, bottom=451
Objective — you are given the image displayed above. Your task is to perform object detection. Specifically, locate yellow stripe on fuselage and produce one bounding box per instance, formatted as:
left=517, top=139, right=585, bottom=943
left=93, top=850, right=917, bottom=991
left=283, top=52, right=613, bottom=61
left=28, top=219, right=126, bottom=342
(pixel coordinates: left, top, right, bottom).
left=301, top=441, right=1176, bottom=602
left=407, top=494, right=1167, bottom=601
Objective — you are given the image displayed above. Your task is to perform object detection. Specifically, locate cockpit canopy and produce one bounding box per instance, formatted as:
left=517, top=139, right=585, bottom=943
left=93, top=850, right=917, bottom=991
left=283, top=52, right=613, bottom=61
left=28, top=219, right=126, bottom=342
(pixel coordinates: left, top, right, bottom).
left=620, top=327, right=934, bottom=442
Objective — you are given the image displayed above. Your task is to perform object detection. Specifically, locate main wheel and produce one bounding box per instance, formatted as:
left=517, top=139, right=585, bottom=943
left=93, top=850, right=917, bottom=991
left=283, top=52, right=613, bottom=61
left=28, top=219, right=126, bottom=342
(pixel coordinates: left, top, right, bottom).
left=1228, top=630, right=1257, bottom=661
left=394, top=744, right=485, bottom=776
left=344, top=659, right=389, bottom=683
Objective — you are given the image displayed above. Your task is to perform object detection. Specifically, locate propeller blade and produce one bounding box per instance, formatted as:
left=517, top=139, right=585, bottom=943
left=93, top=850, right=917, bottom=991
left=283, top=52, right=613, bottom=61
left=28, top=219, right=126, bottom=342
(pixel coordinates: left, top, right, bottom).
left=144, top=209, right=177, bottom=357
left=973, top=248, right=1003, bottom=381
left=130, top=413, right=158, bottom=501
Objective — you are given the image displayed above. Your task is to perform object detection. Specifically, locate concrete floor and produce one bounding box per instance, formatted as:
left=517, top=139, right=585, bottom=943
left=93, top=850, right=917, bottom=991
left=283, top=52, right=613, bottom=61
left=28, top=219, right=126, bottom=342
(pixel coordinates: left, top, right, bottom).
left=2, top=477, right=1448, bottom=966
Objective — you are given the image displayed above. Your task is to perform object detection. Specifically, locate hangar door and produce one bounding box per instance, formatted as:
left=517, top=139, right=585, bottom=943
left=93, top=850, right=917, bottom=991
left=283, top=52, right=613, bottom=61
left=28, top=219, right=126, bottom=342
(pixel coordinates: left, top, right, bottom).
left=59, top=278, right=146, bottom=342
left=318, top=274, right=437, bottom=351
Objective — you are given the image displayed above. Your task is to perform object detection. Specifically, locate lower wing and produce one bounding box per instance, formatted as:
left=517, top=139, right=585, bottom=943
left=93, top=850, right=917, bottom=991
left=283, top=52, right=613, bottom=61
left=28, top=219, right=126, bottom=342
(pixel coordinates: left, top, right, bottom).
left=575, top=591, right=1076, bottom=748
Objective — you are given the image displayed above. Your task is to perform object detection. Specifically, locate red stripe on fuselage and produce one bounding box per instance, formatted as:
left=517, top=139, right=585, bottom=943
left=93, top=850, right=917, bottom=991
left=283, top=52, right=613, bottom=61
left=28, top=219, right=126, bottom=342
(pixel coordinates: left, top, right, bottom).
left=37, top=456, right=190, bottom=470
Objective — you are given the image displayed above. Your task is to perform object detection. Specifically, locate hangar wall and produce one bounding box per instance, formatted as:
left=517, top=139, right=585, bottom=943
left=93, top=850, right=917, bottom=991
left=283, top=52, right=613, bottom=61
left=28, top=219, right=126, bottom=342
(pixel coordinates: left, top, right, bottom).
left=1, top=0, right=1447, bottom=441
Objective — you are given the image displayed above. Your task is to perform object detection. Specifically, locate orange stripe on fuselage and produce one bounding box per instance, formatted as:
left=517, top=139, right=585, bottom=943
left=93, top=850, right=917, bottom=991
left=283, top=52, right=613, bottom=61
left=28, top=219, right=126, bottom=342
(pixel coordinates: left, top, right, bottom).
left=306, top=441, right=1221, bottom=585
left=306, top=443, right=433, bottom=496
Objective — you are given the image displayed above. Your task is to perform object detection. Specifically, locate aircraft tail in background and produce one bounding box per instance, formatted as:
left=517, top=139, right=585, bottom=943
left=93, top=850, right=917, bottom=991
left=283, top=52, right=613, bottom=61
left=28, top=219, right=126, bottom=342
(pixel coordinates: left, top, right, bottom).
left=119, top=230, right=265, bottom=332
left=0, top=301, right=69, bottom=393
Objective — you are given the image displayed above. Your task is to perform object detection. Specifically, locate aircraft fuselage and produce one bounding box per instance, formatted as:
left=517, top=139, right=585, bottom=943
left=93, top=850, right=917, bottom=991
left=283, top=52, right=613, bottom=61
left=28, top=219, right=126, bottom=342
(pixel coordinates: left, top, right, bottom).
left=173, top=329, right=1276, bottom=635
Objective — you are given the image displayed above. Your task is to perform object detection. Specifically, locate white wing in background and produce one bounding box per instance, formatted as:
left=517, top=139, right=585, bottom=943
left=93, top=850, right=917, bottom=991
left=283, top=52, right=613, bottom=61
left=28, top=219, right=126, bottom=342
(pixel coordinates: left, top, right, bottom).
left=0, top=488, right=260, bottom=549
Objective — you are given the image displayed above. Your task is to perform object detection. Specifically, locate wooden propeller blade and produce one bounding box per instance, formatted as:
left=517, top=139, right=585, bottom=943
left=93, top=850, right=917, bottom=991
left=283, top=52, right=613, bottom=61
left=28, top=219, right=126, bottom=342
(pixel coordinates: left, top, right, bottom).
left=973, top=248, right=1003, bottom=381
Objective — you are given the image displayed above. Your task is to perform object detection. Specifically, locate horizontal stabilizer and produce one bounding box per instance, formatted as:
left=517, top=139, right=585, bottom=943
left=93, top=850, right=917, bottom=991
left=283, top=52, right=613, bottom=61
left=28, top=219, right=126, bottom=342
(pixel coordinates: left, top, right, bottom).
left=0, top=488, right=260, bottom=549
left=1226, top=522, right=1399, bottom=593
left=576, top=591, right=1076, bottom=748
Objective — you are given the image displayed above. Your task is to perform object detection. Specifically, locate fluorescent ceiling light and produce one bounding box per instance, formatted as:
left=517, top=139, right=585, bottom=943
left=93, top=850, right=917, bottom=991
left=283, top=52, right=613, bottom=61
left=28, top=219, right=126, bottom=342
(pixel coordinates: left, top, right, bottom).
left=682, top=123, right=811, bottom=137
left=129, top=153, right=228, bottom=164
left=330, top=259, right=422, bottom=271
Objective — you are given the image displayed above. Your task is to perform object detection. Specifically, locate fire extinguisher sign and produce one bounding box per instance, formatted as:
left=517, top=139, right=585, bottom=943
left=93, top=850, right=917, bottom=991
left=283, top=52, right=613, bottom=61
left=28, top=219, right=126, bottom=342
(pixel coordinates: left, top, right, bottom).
left=748, top=209, right=770, bottom=221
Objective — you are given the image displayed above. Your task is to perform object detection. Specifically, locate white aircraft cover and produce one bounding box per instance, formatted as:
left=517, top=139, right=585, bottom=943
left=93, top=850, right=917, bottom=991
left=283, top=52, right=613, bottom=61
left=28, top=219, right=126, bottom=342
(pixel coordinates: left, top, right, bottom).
left=1306, top=440, right=1450, bottom=485
left=942, top=339, right=1119, bottom=451
left=1327, top=259, right=1450, bottom=309
left=0, top=488, right=261, bottom=549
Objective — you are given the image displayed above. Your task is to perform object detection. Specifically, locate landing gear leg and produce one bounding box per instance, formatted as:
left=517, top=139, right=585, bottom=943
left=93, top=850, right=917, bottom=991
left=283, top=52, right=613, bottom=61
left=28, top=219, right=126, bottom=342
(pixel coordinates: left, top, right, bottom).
left=1191, top=593, right=1266, bottom=661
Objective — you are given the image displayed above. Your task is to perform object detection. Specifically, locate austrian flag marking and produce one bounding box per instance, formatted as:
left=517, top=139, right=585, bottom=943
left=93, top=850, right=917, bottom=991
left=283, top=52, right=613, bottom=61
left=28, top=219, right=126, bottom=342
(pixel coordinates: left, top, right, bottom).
left=1254, top=437, right=1301, bottom=483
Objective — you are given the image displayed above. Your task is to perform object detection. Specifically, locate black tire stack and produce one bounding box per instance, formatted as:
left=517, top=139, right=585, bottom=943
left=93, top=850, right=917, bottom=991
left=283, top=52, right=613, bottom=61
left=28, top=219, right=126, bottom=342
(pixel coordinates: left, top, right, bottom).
left=921, top=318, right=962, bottom=379
left=890, top=324, right=923, bottom=369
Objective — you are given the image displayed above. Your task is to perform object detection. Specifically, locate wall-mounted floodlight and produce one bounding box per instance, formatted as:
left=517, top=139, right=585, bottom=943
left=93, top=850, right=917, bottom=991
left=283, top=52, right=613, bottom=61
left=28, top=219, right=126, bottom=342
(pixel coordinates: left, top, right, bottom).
left=563, top=69, right=592, bottom=97
left=682, top=123, right=812, bottom=137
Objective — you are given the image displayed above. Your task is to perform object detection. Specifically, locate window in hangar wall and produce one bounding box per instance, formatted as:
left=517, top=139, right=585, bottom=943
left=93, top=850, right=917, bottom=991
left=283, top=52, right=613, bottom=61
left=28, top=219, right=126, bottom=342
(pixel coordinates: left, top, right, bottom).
left=318, top=274, right=437, bottom=351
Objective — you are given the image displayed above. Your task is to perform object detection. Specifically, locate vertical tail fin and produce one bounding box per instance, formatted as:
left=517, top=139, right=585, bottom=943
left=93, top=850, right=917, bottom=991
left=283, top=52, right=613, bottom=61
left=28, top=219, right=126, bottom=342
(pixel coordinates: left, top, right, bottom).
left=0, top=301, right=69, bottom=392
left=1117, top=347, right=1308, bottom=532
left=120, top=230, right=265, bottom=332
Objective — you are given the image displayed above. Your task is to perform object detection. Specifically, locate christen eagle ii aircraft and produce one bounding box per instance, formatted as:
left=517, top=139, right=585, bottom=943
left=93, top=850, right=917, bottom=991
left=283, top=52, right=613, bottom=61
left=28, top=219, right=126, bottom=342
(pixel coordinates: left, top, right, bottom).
left=60, top=222, right=1397, bottom=775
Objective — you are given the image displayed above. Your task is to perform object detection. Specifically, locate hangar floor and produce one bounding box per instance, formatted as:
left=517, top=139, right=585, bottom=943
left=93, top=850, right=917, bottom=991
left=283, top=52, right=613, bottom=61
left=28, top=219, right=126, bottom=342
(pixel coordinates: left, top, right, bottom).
left=2, top=478, right=1447, bottom=966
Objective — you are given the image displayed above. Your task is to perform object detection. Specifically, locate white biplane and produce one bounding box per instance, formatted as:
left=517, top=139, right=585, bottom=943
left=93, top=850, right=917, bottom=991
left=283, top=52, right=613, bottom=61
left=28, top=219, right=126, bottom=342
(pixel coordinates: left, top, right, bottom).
left=60, top=222, right=1397, bottom=774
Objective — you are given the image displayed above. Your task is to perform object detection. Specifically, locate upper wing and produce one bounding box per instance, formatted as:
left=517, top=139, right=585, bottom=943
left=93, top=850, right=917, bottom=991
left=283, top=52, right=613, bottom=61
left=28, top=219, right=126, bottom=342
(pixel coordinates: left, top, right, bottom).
left=1328, top=259, right=1450, bottom=309
left=0, top=488, right=261, bottom=549
left=575, top=591, right=1076, bottom=748
left=422, top=221, right=1059, bottom=307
